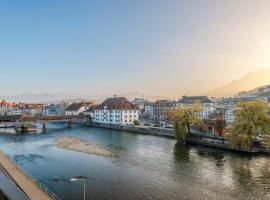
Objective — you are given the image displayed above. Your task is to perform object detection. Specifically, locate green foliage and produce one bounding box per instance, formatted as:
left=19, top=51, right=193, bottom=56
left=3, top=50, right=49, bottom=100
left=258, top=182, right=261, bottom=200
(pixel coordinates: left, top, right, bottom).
left=226, top=100, right=270, bottom=150
left=133, top=120, right=140, bottom=126
left=172, top=103, right=203, bottom=143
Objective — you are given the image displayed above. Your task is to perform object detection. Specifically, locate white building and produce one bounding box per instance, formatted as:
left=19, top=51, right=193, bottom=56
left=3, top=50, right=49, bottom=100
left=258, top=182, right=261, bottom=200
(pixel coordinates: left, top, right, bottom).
left=225, top=108, right=239, bottom=125
left=94, top=97, right=139, bottom=125
left=177, top=96, right=215, bottom=119
left=12, top=108, right=22, bottom=115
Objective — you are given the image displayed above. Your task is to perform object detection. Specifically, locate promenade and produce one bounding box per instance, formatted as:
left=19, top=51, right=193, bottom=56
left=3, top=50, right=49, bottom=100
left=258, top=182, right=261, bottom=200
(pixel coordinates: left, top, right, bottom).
left=0, top=151, right=52, bottom=200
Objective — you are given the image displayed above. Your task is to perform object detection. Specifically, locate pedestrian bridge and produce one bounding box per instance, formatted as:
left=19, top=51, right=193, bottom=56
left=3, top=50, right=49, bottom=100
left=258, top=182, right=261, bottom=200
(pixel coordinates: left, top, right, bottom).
left=0, top=115, right=92, bottom=132
left=0, top=115, right=81, bottom=123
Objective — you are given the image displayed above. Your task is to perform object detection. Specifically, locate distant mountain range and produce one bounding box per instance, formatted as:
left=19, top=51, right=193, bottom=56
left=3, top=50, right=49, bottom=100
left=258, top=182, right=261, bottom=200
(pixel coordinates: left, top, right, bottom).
left=205, top=68, right=270, bottom=97
left=2, top=68, right=268, bottom=102
left=0, top=92, right=165, bottom=104
left=0, top=93, right=93, bottom=104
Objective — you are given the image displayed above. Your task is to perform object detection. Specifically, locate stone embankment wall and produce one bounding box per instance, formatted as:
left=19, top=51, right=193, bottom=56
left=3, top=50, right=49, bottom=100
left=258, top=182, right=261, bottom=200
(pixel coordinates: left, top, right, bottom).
left=93, top=123, right=174, bottom=138
left=93, top=123, right=268, bottom=154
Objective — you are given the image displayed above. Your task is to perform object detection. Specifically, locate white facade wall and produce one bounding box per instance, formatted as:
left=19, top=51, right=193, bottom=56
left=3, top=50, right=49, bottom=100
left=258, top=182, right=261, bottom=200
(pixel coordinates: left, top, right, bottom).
left=94, top=109, right=139, bottom=125
left=201, top=103, right=215, bottom=119
left=0, top=106, right=10, bottom=116
left=179, top=103, right=215, bottom=119
left=225, top=108, right=238, bottom=125
left=12, top=109, right=22, bottom=115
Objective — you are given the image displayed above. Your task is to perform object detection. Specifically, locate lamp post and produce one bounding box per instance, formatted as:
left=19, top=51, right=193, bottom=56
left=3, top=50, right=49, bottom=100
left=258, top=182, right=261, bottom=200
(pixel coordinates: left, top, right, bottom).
left=70, top=176, right=87, bottom=200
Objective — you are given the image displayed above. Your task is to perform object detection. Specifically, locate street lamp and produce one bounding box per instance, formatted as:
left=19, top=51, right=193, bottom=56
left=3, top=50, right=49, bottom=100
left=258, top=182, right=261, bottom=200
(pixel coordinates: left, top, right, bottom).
left=70, top=176, right=87, bottom=200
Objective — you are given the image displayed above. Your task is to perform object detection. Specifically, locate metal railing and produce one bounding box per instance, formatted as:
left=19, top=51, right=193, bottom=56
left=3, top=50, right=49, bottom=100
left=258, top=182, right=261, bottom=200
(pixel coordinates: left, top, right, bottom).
left=13, top=160, right=62, bottom=200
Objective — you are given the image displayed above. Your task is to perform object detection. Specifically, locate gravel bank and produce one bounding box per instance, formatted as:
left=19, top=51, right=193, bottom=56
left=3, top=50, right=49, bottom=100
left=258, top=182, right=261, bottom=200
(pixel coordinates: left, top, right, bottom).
left=56, top=137, right=117, bottom=157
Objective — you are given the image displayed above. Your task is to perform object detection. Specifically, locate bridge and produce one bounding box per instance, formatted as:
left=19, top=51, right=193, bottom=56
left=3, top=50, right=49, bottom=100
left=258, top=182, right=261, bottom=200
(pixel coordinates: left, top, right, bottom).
left=0, top=115, right=93, bottom=132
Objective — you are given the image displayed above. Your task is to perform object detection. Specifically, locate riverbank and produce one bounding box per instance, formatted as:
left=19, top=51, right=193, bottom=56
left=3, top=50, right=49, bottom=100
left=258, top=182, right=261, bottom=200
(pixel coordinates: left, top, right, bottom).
left=93, top=123, right=269, bottom=154
left=56, top=137, right=117, bottom=157
left=0, top=151, right=53, bottom=200
left=93, top=123, right=174, bottom=138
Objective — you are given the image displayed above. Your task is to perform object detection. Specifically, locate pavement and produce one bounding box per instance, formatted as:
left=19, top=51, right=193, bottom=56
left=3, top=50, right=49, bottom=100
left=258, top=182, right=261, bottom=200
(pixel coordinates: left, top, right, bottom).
left=0, top=166, right=29, bottom=200
left=0, top=151, right=52, bottom=200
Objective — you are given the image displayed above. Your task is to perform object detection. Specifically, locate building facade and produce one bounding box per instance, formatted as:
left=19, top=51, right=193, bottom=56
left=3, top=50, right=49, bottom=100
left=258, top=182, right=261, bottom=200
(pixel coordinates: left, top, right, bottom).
left=94, top=97, right=139, bottom=125
left=65, top=102, right=92, bottom=116
left=177, top=96, right=215, bottom=119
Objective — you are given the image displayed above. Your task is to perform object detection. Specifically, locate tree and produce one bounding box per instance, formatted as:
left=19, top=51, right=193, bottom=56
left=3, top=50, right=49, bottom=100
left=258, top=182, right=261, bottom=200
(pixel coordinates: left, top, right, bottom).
left=172, top=103, right=203, bottom=143
left=133, top=120, right=140, bottom=126
left=225, top=100, right=270, bottom=150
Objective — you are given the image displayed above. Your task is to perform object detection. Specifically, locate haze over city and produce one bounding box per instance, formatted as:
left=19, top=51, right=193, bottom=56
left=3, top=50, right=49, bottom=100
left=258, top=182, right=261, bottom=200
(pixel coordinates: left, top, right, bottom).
left=1, top=0, right=270, bottom=99
left=0, top=1, right=270, bottom=200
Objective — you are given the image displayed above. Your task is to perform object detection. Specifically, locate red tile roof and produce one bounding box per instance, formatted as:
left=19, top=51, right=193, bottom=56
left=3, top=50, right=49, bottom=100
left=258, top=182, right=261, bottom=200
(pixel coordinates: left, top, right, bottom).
left=97, top=97, right=139, bottom=110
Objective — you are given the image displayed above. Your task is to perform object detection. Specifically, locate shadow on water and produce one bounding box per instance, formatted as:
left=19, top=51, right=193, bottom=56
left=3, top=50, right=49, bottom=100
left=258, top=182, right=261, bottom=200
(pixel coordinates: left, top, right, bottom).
left=173, top=142, right=191, bottom=162
left=2, top=127, right=270, bottom=200
left=13, top=154, right=46, bottom=165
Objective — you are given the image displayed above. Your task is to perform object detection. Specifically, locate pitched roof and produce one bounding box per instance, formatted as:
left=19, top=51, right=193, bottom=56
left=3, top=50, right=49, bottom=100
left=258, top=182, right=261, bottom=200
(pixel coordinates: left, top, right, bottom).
left=65, top=103, right=84, bottom=111
left=97, top=97, right=139, bottom=110
left=83, top=105, right=97, bottom=113
left=178, top=96, right=212, bottom=104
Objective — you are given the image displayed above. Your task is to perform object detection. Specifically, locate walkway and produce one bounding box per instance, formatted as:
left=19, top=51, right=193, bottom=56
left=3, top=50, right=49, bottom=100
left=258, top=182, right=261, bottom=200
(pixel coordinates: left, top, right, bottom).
left=0, top=168, right=29, bottom=200
left=0, top=151, right=52, bottom=200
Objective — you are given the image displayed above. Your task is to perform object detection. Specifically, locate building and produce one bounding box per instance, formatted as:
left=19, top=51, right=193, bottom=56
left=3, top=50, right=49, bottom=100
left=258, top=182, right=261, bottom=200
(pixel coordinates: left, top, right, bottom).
left=94, top=96, right=139, bottom=125
left=0, top=100, right=16, bottom=116
left=225, top=108, right=239, bottom=125
left=42, top=103, right=67, bottom=116
left=12, top=108, right=22, bottom=115
left=131, top=98, right=148, bottom=113
left=82, top=103, right=96, bottom=119
left=144, top=103, right=154, bottom=119
left=65, top=102, right=90, bottom=116
left=19, top=103, right=44, bottom=116
left=177, top=96, right=215, bottom=119
left=153, top=100, right=176, bottom=122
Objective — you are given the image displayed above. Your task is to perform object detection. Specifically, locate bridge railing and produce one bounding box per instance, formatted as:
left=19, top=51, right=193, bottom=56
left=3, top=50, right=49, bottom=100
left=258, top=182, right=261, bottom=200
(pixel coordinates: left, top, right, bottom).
left=13, top=160, right=62, bottom=200
left=20, top=115, right=82, bottom=122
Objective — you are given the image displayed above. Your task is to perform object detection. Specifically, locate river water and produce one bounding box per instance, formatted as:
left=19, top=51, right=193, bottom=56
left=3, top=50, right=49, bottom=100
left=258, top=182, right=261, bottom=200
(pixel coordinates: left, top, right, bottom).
left=0, top=125, right=270, bottom=200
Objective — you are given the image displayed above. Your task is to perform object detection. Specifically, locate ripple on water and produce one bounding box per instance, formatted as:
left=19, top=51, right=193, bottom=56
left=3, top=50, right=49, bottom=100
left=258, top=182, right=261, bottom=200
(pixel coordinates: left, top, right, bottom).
left=0, top=127, right=269, bottom=200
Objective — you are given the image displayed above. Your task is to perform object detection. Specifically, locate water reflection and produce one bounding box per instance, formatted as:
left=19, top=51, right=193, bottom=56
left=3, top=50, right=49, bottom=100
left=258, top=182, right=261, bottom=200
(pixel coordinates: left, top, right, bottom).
left=173, top=142, right=190, bottom=162
left=0, top=128, right=269, bottom=199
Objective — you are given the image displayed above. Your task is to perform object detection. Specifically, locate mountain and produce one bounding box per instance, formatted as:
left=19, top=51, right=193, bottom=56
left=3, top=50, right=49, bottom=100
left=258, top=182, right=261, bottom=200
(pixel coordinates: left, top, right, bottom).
left=0, top=93, right=94, bottom=104
left=205, top=68, right=270, bottom=97
left=0, top=92, right=165, bottom=103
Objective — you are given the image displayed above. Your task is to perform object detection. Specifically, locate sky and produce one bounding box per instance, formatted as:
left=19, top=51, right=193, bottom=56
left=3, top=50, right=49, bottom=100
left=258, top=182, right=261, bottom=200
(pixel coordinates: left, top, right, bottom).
left=0, top=0, right=270, bottom=98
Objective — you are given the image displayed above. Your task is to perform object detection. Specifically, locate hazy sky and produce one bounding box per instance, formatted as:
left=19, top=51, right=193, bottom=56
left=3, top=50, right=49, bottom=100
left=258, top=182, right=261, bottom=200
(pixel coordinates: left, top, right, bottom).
left=0, top=0, right=270, bottom=98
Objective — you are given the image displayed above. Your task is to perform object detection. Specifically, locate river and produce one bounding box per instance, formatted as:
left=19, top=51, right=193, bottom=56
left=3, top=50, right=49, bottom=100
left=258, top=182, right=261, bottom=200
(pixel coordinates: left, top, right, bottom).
left=0, top=125, right=269, bottom=200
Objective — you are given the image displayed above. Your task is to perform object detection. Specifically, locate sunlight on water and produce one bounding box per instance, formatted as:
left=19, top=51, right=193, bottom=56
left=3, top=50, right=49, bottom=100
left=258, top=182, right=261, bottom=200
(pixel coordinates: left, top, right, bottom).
left=0, top=125, right=269, bottom=200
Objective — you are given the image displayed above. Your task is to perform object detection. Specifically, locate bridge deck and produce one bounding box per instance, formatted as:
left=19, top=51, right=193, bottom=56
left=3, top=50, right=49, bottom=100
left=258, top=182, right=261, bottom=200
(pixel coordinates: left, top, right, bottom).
left=0, top=151, right=52, bottom=200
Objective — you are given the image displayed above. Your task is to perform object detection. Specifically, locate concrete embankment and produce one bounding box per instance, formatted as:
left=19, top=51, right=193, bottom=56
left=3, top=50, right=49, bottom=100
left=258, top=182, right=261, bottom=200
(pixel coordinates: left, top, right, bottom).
left=56, top=137, right=117, bottom=157
left=93, top=123, right=174, bottom=138
left=93, top=123, right=268, bottom=154
left=0, top=151, right=53, bottom=200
